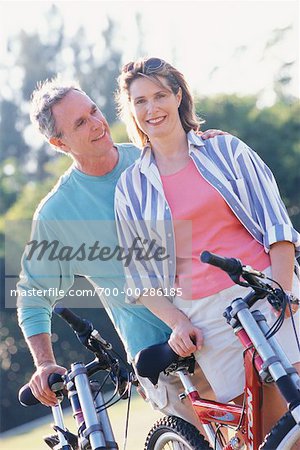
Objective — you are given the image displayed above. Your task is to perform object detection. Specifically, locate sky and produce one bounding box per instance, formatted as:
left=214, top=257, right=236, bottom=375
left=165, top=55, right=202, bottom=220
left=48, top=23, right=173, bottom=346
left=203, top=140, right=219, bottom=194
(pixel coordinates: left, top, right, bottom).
left=0, top=0, right=299, bottom=104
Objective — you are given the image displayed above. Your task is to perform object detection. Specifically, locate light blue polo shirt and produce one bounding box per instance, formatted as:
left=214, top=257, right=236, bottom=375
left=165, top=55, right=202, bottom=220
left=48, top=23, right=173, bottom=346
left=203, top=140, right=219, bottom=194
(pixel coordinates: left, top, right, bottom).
left=17, top=144, right=171, bottom=359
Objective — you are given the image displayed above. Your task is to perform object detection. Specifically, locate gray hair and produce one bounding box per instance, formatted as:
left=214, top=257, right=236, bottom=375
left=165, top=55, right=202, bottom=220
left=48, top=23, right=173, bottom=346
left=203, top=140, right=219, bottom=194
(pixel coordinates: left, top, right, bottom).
left=30, top=77, right=83, bottom=140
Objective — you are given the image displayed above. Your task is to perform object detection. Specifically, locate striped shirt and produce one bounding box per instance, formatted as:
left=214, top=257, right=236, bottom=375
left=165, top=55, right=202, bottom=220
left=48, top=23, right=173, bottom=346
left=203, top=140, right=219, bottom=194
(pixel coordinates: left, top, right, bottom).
left=115, top=131, right=300, bottom=303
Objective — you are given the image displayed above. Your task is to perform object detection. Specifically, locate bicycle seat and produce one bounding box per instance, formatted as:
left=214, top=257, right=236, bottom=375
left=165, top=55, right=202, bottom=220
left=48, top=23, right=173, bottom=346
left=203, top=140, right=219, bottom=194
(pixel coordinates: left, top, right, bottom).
left=134, top=342, right=194, bottom=385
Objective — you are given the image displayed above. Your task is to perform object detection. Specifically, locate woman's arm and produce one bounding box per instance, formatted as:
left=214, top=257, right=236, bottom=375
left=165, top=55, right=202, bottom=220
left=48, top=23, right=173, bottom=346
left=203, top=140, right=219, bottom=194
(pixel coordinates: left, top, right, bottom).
left=140, top=292, right=203, bottom=357
left=269, top=240, right=298, bottom=316
left=269, top=241, right=295, bottom=292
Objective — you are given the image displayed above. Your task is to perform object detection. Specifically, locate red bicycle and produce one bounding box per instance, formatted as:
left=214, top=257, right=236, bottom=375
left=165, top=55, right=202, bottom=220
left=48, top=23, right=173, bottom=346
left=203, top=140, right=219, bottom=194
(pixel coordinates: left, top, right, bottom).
left=135, top=251, right=300, bottom=450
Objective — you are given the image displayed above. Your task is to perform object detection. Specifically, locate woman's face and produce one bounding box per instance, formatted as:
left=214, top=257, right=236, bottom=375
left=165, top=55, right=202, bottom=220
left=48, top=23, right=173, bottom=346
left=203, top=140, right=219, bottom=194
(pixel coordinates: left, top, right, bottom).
left=129, top=75, right=182, bottom=143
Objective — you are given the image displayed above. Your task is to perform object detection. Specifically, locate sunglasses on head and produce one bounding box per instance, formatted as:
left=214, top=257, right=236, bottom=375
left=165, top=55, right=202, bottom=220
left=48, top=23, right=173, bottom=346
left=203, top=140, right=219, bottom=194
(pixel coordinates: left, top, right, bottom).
left=122, top=57, right=166, bottom=74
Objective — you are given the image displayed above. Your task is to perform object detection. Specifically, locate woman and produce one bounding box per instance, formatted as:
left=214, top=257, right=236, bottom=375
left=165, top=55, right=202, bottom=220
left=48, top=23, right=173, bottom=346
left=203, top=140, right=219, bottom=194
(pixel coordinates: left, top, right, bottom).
left=114, top=57, right=300, bottom=436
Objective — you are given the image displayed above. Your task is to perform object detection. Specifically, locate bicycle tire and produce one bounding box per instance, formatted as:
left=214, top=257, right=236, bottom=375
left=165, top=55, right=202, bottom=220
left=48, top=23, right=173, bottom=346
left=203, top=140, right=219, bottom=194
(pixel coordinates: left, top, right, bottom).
left=144, top=415, right=212, bottom=450
left=260, top=411, right=300, bottom=449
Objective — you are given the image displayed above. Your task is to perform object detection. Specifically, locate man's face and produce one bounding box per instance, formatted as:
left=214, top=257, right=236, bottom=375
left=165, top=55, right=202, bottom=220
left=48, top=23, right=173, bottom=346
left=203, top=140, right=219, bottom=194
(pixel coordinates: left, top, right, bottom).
left=51, top=89, right=113, bottom=159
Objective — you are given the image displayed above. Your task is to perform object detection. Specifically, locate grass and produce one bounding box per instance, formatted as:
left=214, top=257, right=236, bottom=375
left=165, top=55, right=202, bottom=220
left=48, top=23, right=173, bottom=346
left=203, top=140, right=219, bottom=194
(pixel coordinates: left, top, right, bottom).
left=0, top=393, right=163, bottom=450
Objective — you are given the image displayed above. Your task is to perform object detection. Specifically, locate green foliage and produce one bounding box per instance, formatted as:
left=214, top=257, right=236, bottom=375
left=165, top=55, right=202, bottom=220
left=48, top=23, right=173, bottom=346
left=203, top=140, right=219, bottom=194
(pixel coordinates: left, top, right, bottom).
left=0, top=100, right=29, bottom=163
left=0, top=155, right=71, bottom=227
left=110, top=121, right=129, bottom=143
left=0, top=158, right=25, bottom=214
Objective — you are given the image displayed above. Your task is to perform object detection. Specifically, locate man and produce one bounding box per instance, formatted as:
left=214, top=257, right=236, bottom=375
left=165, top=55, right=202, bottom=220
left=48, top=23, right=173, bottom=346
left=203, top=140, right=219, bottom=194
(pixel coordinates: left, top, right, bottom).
left=17, top=78, right=218, bottom=425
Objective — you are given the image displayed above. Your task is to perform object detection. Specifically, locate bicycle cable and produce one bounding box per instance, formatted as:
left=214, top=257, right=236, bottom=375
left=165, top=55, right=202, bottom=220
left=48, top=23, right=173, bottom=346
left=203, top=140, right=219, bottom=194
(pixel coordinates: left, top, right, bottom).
left=93, top=371, right=111, bottom=403
left=263, top=277, right=300, bottom=351
left=214, top=424, right=227, bottom=449
left=287, top=299, right=300, bottom=353
left=122, top=379, right=133, bottom=450
left=245, top=277, right=300, bottom=352
left=95, top=369, right=132, bottom=412
left=95, top=382, right=120, bottom=412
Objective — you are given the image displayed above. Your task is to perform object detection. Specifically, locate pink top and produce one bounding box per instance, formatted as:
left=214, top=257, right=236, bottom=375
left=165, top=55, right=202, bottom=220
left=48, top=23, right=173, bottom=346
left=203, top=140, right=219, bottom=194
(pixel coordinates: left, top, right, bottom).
left=161, top=159, right=270, bottom=299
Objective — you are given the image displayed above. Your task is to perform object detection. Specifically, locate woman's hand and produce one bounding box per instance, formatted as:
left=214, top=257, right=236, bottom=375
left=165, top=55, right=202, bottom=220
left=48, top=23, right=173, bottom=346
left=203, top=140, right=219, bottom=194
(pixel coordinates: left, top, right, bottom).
left=168, top=317, right=203, bottom=357
left=139, top=291, right=204, bottom=357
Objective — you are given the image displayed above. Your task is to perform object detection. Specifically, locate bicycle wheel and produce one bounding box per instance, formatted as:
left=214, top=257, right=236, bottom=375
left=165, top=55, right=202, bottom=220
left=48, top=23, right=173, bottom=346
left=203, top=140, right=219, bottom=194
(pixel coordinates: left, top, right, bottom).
left=260, top=411, right=300, bottom=449
left=144, top=415, right=212, bottom=450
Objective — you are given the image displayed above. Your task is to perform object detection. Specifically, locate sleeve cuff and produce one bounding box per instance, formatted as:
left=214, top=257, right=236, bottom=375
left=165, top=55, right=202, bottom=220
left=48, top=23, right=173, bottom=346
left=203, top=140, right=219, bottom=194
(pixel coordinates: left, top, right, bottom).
left=263, top=223, right=300, bottom=256
left=17, top=307, right=52, bottom=338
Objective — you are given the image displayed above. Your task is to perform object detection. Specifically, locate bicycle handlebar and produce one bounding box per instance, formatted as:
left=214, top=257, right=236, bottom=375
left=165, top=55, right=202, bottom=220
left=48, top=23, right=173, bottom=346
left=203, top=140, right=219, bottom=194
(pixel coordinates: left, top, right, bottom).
left=54, top=304, right=112, bottom=351
left=19, top=373, right=64, bottom=407
left=54, top=304, right=92, bottom=334
left=200, top=250, right=274, bottom=307
left=201, top=251, right=242, bottom=276
left=19, top=307, right=130, bottom=410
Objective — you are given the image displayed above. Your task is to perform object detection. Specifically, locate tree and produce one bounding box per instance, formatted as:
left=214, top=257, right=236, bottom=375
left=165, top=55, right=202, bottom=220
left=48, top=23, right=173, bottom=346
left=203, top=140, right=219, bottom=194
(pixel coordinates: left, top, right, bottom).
left=70, top=18, right=122, bottom=123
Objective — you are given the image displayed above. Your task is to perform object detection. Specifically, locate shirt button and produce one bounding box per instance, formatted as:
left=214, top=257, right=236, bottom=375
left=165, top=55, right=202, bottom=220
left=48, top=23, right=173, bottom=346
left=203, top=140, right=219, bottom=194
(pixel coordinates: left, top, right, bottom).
left=167, top=233, right=172, bottom=237
left=169, top=260, right=173, bottom=264
left=165, top=206, right=169, bottom=210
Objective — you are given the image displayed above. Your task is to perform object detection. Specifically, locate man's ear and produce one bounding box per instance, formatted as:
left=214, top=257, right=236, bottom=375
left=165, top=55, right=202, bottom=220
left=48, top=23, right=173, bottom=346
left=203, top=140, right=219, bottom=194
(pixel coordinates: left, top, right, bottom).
left=49, top=136, right=70, bottom=153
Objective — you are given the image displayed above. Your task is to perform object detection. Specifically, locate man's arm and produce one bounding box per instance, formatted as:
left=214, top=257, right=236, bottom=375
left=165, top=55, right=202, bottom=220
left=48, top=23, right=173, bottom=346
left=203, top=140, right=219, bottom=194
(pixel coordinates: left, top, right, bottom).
left=17, top=217, right=74, bottom=405
left=26, top=333, right=66, bottom=406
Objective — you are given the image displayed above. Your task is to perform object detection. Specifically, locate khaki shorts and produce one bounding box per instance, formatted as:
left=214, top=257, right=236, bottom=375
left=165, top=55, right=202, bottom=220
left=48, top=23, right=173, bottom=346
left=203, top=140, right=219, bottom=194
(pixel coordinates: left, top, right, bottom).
left=133, top=361, right=215, bottom=428
left=173, top=267, right=300, bottom=403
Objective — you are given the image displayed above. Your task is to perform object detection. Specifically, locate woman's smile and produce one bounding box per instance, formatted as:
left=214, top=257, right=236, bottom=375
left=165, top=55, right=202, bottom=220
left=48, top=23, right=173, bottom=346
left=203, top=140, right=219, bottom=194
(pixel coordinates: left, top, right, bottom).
left=146, top=116, right=167, bottom=126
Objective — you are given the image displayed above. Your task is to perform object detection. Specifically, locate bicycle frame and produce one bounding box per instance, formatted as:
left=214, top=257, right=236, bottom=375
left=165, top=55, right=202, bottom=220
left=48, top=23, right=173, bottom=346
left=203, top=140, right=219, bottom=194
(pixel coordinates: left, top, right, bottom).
left=174, top=297, right=300, bottom=450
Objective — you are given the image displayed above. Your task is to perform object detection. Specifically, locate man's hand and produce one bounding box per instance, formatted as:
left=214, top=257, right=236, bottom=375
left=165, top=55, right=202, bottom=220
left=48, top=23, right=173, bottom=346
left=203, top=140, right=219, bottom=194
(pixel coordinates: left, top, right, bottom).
left=25, top=333, right=66, bottom=406
left=168, top=318, right=203, bottom=357
left=198, top=129, right=229, bottom=140
left=29, top=362, right=66, bottom=406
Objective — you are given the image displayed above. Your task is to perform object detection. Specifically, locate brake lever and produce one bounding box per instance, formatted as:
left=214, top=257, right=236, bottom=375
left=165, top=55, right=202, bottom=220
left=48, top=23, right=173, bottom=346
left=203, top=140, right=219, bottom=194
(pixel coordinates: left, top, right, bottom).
left=89, top=329, right=112, bottom=350
left=242, top=265, right=266, bottom=279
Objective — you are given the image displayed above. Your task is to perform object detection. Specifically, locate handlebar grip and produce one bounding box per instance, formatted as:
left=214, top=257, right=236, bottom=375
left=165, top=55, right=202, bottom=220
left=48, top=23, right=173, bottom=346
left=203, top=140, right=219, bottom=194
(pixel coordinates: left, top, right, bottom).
left=54, top=304, right=91, bottom=334
left=19, top=373, right=64, bottom=407
left=201, top=251, right=242, bottom=275
left=18, top=384, right=39, bottom=406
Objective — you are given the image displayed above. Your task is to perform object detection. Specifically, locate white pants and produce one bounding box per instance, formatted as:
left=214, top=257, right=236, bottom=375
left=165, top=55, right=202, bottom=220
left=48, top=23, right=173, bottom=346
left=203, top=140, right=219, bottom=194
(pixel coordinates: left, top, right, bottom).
left=133, top=360, right=215, bottom=428
left=173, top=268, right=300, bottom=403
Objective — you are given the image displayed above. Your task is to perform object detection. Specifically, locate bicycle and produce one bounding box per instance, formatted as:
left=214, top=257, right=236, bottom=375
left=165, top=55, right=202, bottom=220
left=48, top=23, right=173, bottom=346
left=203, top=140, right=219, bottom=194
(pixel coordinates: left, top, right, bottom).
left=135, top=251, right=300, bottom=449
left=19, top=306, right=134, bottom=450
left=18, top=251, right=300, bottom=449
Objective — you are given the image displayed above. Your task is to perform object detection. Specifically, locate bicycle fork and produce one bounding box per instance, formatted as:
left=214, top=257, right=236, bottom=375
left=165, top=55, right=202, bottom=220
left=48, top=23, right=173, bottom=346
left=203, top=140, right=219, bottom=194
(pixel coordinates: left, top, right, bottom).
left=65, top=362, right=118, bottom=450
left=50, top=401, right=72, bottom=450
